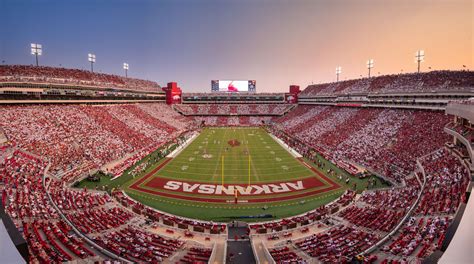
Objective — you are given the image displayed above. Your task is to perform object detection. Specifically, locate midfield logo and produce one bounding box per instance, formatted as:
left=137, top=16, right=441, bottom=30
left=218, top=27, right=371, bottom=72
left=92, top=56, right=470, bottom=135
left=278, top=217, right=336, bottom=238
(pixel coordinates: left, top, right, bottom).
left=227, top=139, right=241, bottom=147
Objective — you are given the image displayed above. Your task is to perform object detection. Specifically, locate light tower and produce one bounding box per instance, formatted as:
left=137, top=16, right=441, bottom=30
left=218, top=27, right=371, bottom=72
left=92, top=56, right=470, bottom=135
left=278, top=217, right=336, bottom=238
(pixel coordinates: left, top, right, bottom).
left=415, top=50, right=425, bottom=73
left=88, top=53, right=96, bottom=72
left=30, top=43, right=42, bottom=66
left=336, top=66, right=342, bottom=82
left=123, top=63, right=129, bottom=77
left=366, top=59, right=374, bottom=78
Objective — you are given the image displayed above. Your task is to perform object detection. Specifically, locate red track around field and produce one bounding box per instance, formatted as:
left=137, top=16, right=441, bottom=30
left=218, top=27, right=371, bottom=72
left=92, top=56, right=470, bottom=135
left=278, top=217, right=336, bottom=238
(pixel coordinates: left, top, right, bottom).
left=129, top=157, right=342, bottom=203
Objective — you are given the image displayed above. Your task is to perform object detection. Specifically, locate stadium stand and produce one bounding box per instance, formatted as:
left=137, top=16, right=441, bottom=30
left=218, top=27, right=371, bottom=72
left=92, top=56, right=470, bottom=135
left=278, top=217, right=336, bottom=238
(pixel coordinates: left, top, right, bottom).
left=174, top=103, right=293, bottom=116
left=295, top=225, right=379, bottom=262
left=0, top=103, right=194, bottom=182
left=0, top=68, right=473, bottom=263
left=0, top=65, right=161, bottom=92
left=300, top=70, right=473, bottom=96
left=268, top=246, right=304, bottom=263
left=1, top=150, right=99, bottom=263
left=194, top=116, right=274, bottom=126
left=272, top=106, right=451, bottom=183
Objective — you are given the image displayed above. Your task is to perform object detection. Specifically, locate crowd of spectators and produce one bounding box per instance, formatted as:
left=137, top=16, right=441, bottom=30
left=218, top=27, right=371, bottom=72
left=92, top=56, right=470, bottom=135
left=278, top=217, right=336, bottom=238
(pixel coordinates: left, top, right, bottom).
left=294, top=107, right=359, bottom=144
left=269, top=246, right=305, bottom=264
left=339, top=206, right=406, bottom=232
left=295, top=225, right=379, bottom=263
left=113, top=190, right=227, bottom=234
left=249, top=190, right=355, bottom=234
left=94, top=226, right=183, bottom=262
left=1, top=68, right=472, bottom=263
left=456, top=98, right=474, bottom=105
left=0, top=103, right=193, bottom=182
left=194, top=116, right=273, bottom=126
left=267, top=103, right=471, bottom=262
left=138, top=103, right=192, bottom=132
left=281, top=146, right=469, bottom=263
left=273, top=105, right=451, bottom=183
left=416, top=149, right=469, bottom=216
left=0, top=65, right=161, bottom=92
left=360, top=186, right=419, bottom=211
left=260, top=146, right=469, bottom=262
left=368, top=148, right=470, bottom=262
left=65, top=207, right=134, bottom=234
left=174, top=103, right=293, bottom=116
left=1, top=150, right=98, bottom=262
left=381, top=216, right=451, bottom=260
left=180, top=247, right=213, bottom=263
left=300, top=70, right=474, bottom=96
left=1, top=149, right=205, bottom=263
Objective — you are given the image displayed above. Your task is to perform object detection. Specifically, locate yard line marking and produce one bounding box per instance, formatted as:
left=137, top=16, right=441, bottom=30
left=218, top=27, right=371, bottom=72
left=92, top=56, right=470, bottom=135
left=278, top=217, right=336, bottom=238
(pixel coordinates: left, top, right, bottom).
left=243, top=127, right=262, bottom=183
left=211, top=128, right=228, bottom=183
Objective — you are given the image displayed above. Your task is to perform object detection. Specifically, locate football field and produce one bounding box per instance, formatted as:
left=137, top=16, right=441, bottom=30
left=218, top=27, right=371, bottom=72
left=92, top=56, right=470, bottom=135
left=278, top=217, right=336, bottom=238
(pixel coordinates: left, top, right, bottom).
left=124, top=127, right=350, bottom=221
left=157, top=127, right=314, bottom=183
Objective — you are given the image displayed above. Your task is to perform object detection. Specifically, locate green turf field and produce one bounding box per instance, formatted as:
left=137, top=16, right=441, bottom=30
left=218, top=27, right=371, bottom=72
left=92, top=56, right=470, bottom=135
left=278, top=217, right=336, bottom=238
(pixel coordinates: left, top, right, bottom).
left=158, top=127, right=314, bottom=183
left=79, top=127, right=388, bottom=222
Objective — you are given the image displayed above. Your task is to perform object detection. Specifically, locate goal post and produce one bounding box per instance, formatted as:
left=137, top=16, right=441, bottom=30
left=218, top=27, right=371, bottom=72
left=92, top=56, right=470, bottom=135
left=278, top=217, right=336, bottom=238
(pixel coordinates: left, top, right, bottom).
left=248, top=154, right=251, bottom=187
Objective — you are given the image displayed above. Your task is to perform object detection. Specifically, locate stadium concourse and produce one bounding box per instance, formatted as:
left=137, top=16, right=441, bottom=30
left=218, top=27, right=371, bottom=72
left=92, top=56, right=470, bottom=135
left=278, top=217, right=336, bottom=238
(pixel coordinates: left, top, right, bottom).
left=0, top=65, right=473, bottom=264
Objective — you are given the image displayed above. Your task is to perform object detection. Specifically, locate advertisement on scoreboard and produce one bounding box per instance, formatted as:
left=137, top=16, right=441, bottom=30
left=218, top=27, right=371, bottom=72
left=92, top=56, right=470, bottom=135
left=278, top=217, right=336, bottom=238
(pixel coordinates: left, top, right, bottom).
left=211, top=80, right=256, bottom=93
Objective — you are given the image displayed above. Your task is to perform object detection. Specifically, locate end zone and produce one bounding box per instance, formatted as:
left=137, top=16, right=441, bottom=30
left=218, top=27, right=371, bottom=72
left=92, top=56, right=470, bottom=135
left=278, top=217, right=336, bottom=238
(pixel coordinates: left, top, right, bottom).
left=128, top=157, right=342, bottom=204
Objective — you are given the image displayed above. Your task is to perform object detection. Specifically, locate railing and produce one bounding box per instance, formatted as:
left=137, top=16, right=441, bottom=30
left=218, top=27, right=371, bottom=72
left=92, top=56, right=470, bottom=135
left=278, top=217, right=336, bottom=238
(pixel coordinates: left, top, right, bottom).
left=29, top=149, right=133, bottom=263
left=357, top=149, right=439, bottom=256
left=207, top=242, right=227, bottom=264
left=251, top=240, right=260, bottom=264
left=263, top=243, right=276, bottom=264
left=444, top=124, right=473, bottom=167
left=251, top=240, right=276, bottom=264
left=222, top=240, right=228, bottom=264
left=119, top=190, right=230, bottom=230
left=207, top=242, right=217, bottom=264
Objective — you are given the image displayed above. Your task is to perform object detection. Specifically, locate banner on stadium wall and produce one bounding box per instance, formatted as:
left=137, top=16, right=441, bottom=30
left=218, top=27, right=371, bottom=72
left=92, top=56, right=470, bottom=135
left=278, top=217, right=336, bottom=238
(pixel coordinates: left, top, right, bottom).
left=163, top=82, right=182, bottom=105
left=171, top=91, right=181, bottom=104
left=285, top=93, right=298, bottom=103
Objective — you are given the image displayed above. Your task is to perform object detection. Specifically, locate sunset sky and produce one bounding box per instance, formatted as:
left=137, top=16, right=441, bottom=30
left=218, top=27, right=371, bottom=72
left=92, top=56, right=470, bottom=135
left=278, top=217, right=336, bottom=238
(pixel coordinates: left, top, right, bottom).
left=1, top=0, right=472, bottom=92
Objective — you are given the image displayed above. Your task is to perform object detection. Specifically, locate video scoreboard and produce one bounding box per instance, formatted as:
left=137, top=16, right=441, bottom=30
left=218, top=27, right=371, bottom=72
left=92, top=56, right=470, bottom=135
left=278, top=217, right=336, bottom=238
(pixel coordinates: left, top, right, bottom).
left=211, top=80, right=256, bottom=93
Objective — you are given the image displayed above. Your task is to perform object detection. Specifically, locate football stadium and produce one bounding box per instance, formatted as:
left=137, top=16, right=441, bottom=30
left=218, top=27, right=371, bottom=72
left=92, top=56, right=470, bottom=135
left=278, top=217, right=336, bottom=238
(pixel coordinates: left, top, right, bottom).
left=1, top=0, right=473, bottom=263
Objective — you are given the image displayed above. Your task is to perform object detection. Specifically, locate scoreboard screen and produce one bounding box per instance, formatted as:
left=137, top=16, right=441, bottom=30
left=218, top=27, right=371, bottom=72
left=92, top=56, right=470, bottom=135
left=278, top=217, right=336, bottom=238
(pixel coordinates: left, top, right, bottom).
left=211, top=80, right=256, bottom=93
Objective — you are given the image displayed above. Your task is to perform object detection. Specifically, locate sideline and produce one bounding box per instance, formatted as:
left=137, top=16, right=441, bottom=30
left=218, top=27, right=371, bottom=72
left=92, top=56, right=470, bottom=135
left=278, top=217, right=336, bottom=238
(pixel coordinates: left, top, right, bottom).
left=167, top=131, right=200, bottom=158
left=268, top=133, right=302, bottom=158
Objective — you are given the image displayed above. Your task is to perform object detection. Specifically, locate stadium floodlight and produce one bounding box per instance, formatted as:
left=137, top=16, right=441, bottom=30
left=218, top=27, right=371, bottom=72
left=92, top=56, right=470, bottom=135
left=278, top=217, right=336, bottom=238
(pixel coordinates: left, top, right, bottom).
left=336, top=66, right=342, bottom=82
left=415, top=50, right=425, bottom=73
left=123, top=63, right=129, bottom=77
left=88, top=53, right=96, bottom=72
left=31, top=43, right=42, bottom=66
left=366, top=59, right=374, bottom=78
